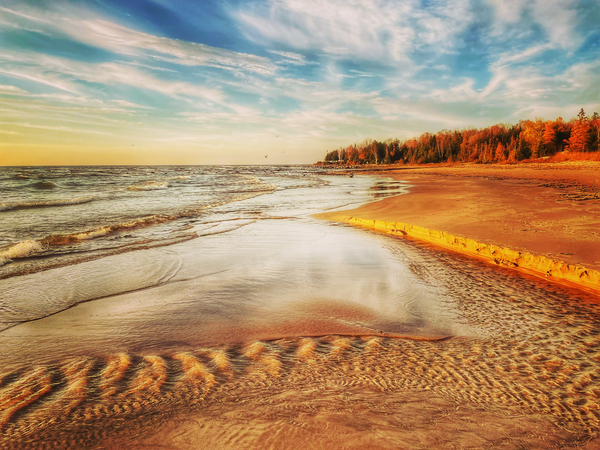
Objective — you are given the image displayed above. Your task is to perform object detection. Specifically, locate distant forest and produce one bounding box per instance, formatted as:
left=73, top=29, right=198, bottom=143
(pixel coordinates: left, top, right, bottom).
left=321, top=109, right=600, bottom=165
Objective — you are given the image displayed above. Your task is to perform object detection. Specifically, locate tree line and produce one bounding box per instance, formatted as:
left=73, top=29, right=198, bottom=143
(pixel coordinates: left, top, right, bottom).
left=321, top=109, right=600, bottom=165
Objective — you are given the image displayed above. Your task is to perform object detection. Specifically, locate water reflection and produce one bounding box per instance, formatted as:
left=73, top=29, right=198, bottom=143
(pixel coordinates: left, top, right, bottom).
left=350, top=179, right=411, bottom=199
left=368, top=180, right=410, bottom=198
left=0, top=219, right=473, bottom=367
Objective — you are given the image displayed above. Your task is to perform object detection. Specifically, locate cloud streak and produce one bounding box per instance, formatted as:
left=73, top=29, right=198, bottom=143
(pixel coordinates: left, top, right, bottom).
left=67, top=19, right=278, bottom=74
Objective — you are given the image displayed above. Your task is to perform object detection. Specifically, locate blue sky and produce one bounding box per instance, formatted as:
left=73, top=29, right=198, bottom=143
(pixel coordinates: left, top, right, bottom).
left=0, top=0, right=599, bottom=164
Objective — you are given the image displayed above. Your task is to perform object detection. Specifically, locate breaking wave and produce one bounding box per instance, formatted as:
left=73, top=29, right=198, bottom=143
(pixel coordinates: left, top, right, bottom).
left=0, top=191, right=271, bottom=264
left=0, top=240, right=45, bottom=260
left=127, top=181, right=169, bottom=191
left=0, top=196, right=94, bottom=212
left=30, top=181, right=58, bottom=190
left=12, top=173, right=33, bottom=180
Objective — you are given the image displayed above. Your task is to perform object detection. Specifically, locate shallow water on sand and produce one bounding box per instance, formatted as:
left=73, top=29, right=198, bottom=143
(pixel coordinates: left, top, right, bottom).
left=1, top=167, right=600, bottom=449
left=0, top=219, right=473, bottom=366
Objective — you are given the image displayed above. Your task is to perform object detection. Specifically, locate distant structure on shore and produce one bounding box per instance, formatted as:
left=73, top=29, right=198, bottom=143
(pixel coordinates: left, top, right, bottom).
left=320, top=109, right=600, bottom=165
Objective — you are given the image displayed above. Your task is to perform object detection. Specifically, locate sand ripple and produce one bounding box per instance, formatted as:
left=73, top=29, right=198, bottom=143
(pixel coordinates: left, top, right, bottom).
left=1, top=323, right=600, bottom=449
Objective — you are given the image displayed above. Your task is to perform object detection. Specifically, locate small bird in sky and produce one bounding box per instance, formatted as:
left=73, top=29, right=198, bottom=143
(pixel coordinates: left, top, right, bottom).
left=265, top=155, right=268, bottom=158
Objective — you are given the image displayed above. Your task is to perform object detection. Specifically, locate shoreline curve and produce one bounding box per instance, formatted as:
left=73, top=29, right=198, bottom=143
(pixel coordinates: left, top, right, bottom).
left=319, top=215, right=600, bottom=297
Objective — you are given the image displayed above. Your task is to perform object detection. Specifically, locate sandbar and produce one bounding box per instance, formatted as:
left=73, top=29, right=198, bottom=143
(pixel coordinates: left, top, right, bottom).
left=315, top=161, right=600, bottom=295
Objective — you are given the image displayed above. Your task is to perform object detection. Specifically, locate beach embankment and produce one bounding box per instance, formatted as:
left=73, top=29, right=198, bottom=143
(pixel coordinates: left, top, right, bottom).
left=315, top=162, right=600, bottom=296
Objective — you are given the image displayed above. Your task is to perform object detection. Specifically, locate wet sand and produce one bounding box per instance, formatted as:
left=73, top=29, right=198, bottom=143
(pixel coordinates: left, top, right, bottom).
left=316, top=162, right=600, bottom=294
left=3, top=228, right=600, bottom=449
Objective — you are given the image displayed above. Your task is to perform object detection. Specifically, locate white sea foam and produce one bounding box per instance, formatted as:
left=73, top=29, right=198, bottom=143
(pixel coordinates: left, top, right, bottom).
left=127, top=181, right=169, bottom=191
left=260, top=183, right=278, bottom=191
left=239, top=176, right=263, bottom=185
left=0, top=240, right=45, bottom=259
left=71, top=226, right=112, bottom=240
left=42, top=218, right=164, bottom=246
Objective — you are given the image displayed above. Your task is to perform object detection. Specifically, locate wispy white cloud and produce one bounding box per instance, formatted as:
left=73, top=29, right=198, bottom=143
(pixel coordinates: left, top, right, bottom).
left=0, top=51, right=225, bottom=103
left=442, top=44, right=553, bottom=101
left=0, top=84, right=28, bottom=94
left=270, top=50, right=314, bottom=66
left=486, top=0, right=581, bottom=49
left=347, top=69, right=377, bottom=78
left=110, top=99, right=153, bottom=109
left=236, top=0, right=416, bottom=63
left=493, top=44, right=552, bottom=68
left=412, top=0, right=472, bottom=50
left=65, top=19, right=277, bottom=74
left=236, top=0, right=473, bottom=65
left=531, top=0, right=580, bottom=49
left=0, top=99, right=141, bottom=127
left=280, top=110, right=364, bottom=133
left=81, top=62, right=226, bottom=103
left=0, top=67, right=82, bottom=95
left=503, top=60, right=600, bottom=103
left=1, top=5, right=278, bottom=75
left=0, top=5, right=50, bottom=24
left=178, top=106, right=264, bottom=125
left=0, top=120, right=112, bottom=135
left=485, top=0, right=527, bottom=28
left=428, top=78, right=477, bottom=103
left=371, top=96, right=468, bottom=129
left=121, top=61, right=179, bottom=74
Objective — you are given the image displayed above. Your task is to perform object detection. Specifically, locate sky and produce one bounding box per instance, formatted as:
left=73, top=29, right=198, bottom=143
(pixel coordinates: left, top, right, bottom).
left=0, top=0, right=599, bottom=165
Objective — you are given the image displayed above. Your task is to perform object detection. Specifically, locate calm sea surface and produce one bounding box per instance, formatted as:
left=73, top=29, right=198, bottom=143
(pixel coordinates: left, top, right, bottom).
left=1, top=166, right=600, bottom=449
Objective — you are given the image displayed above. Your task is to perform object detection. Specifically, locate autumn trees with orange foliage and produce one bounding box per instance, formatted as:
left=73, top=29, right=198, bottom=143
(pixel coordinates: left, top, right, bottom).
left=322, top=110, right=600, bottom=165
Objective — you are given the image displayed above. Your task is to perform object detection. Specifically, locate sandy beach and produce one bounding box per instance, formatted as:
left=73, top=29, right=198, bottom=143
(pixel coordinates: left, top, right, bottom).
left=3, top=165, right=600, bottom=449
left=316, top=161, right=600, bottom=296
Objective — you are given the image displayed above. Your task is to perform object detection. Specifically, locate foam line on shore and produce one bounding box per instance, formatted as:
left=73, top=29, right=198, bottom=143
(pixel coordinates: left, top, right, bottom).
left=333, top=216, right=600, bottom=296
